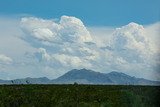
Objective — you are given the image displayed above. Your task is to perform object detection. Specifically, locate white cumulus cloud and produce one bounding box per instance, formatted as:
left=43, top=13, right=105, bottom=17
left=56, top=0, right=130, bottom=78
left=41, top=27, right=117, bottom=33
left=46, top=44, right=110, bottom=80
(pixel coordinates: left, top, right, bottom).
left=32, top=28, right=55, bottom=41
left=35, top=48, right=92, bottom=69
left=21, top=16, right=160, bottom=80
left=21, top=15, right=92, bottom=44
left=0, top=15, right=159, bottom=81
left=110, top=22, right=154, bottom=63
left=0, top=54, right=12, bottom=64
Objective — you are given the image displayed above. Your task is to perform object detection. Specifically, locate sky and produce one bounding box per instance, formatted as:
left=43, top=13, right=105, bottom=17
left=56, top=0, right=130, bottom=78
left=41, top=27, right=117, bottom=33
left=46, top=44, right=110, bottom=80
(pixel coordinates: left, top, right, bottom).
left=0, top=0, right=160, bottom=26
left=0, top=0, right=160, bottom=80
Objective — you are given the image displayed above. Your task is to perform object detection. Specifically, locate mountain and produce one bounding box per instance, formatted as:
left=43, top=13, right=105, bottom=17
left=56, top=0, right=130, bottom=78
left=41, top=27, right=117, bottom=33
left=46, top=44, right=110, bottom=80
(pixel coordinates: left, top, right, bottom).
left=52, top=69, right=160, bottom=85
left=52, top=69, right=113, bottom=84
left=0, top=77, right=50, bottom=84
left=0, top=69, right=159, bottom=85
left=0, top=79, right=11, bottom=84
left=106, top=71, right=159, bottom=85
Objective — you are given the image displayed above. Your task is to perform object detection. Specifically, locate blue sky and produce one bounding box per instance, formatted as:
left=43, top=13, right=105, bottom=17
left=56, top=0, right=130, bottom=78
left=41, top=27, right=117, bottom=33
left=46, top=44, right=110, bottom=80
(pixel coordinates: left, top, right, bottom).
left=0, top=0, right=159, bottom=26
left=0, top=0, right=160, bottom=80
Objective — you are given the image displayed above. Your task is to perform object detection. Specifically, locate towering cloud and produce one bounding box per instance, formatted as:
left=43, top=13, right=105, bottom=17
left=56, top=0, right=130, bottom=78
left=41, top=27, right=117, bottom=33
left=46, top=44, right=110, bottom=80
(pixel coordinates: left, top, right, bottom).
left=20, top=16, right=160, bottom=80
left=110, top=22, right=154, bottom=63
left=59, top=16, right=92, bottom=43
left=21, top=15, right=92, bottom=44
left=0, top=15, right=159, bottom=80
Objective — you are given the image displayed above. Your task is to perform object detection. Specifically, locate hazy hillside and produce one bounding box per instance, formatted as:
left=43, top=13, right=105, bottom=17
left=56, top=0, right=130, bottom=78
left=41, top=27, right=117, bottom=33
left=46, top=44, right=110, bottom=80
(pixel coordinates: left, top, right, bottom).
left=0, top=69, right=159, bottom=85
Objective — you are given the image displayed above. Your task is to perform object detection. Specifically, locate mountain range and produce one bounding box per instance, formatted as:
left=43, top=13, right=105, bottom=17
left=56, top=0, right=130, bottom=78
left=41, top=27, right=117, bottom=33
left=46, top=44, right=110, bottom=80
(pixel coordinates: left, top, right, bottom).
left=0, top=69, right=159, bottom=85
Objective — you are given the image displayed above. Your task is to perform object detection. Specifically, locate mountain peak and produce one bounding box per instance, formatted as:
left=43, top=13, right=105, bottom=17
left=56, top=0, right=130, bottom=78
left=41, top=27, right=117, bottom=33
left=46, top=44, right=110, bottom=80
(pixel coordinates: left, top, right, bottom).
left=108, top=71, right=129, bottom=76
left=71, top=68, right=91, bottom=71
left=53, top=68, right=112, bottom=84
left=68, top=68, right=95, bottom=74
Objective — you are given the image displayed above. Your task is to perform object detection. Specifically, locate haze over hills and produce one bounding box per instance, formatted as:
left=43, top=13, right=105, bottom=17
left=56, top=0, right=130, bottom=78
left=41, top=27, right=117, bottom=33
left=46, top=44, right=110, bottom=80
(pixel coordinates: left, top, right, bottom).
left=0, top=69, right=159, bottom=85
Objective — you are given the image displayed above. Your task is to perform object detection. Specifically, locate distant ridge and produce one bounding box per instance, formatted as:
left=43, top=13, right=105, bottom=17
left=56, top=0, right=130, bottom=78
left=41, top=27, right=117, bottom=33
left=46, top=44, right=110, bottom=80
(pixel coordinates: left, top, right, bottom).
left=0, top=77, right=50, bottom=84
left=0, top=69, right=160, bottom=85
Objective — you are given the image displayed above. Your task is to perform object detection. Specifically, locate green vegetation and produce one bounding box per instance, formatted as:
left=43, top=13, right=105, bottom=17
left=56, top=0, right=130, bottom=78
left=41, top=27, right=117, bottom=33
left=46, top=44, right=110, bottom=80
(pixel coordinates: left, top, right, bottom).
left=0, top=85, right=159, bottom=107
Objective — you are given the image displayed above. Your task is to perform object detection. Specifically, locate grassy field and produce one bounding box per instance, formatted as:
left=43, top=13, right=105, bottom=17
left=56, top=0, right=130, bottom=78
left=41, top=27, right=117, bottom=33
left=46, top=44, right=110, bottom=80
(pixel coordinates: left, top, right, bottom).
left=0, top=84, right=159, bottom=107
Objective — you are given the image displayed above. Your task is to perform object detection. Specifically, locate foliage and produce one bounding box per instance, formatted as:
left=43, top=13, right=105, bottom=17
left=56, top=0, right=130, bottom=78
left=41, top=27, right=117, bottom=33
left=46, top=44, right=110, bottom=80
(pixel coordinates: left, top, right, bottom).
left=0, top=85, right=159, bottom=107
